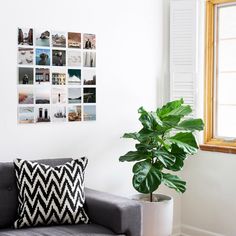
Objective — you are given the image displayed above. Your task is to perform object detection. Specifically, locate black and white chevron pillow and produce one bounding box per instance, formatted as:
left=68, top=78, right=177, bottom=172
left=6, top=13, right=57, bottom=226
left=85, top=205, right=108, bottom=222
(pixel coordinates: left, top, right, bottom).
left=14, top=158, right=89, bottom=228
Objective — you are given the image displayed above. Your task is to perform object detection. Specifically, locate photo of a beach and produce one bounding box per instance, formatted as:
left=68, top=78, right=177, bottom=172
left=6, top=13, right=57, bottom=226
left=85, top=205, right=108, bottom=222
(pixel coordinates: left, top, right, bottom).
left=18, top=107, right=34, bottom=124
left=18, top=48, right=34, bottom=65
left=35, top=29, right=50, bottom=47
left=68, top=50, right=81, bottom=67
left=35, top=87, right=50, bottom=104
left=84, top=105, right=96, bottom=121
left=68, top=105, right=81, bottom=122
left=18, top=87, right=34, bottom=104
left=68, top=88, right=81, bottom=104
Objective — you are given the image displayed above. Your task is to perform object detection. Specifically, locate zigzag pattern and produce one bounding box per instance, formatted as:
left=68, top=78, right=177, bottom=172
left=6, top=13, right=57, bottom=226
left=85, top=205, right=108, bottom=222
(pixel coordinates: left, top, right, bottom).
left=14, top=158, right=89, bottom=228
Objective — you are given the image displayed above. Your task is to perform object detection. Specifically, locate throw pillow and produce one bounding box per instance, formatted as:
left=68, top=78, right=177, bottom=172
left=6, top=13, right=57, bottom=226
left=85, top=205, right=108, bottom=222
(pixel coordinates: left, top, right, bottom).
left=14, top=158, right=89, bottom=228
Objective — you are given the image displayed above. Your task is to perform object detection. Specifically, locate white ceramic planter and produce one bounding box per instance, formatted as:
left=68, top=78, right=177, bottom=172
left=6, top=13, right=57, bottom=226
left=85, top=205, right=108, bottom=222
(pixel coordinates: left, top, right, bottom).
left=133, top=194, right=173, bottom=236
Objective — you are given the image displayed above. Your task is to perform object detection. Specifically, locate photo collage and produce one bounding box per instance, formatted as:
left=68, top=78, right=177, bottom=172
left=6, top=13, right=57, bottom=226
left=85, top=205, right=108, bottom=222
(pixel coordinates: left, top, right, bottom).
left=17, top=27, right=96, bottom=124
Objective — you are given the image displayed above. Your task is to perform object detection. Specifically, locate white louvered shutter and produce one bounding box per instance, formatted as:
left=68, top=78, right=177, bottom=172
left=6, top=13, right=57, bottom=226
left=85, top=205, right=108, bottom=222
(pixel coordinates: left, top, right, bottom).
left=170, top=0, right=199, bottom=117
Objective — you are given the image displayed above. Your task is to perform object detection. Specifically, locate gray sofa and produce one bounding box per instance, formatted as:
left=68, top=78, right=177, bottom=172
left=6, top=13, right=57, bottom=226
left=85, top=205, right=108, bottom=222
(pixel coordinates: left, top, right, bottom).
left=0, top=158, right=142, bottom=236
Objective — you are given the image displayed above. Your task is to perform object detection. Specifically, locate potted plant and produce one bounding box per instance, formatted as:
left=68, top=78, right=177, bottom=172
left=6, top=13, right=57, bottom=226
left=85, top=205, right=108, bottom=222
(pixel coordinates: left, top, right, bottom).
left=119, top=99, right=204, bottom=236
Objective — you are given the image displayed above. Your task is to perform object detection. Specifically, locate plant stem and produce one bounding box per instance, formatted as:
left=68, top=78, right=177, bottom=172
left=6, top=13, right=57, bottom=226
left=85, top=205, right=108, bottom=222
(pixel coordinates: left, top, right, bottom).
left=150, top=192, right=153, bottom=202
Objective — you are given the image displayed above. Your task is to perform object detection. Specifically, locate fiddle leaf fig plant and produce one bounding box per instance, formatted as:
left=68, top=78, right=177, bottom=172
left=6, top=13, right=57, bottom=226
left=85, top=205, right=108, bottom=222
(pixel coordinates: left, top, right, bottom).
left=119, top=99, right=204, bottom=201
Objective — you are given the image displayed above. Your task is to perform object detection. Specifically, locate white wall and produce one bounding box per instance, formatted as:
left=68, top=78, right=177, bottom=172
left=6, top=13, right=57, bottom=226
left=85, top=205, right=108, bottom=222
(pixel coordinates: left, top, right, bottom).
left=182, top=152, right=236, bottom=236
left=181, top=1, right=236, bottom=236
left=0, top=0, right=181, bottom=232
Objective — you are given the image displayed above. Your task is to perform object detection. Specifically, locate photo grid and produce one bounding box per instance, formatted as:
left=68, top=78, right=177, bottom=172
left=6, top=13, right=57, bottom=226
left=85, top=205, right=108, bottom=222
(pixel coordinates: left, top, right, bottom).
left=17, top=28, right=96, bottom=124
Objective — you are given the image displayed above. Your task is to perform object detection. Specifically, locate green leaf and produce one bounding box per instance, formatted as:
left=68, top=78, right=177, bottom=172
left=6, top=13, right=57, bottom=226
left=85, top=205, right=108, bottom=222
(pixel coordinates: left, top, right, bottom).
left=138, top=128, right=168, bottom=143
left=166, top=156, right=184, bottom=171
left=162, top=173, right=186, bottom=193
left=168, top=132, right=198, bottom=154
left=153, top=149, right=176, bottom=167
left=157, top=99, right=192, bottom=119
left=138, top=107, right=154, bottom=130
left=123, top=132, right=140, bottom=140
left=171, top=144, right=187, bottom=160
left=135, top=143, right=154, bottom=152
left=165, top=105, right=192, bottom=118
left=157, top=99, right=183, bottom=117
left=138, top=128, right=160, bottom=139
left=162, top=115, right=181, bottom=127
left=119, top=151, right=147, bottom=162
left=177, top=119, right=204, bottom=131
left=138, top=107, right=167, bottom=133
left=132, top=160, right=162, bottom=194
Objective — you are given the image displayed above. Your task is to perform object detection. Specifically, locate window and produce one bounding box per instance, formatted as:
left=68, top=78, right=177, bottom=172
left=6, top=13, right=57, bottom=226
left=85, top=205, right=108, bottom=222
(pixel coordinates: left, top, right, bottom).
left=202, top=0, right=236, bottom=153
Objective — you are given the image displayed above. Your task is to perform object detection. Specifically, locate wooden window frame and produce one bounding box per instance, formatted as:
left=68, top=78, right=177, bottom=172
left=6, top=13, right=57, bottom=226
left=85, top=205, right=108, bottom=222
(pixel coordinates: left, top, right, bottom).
left=201, top=0, right=236, bottom=154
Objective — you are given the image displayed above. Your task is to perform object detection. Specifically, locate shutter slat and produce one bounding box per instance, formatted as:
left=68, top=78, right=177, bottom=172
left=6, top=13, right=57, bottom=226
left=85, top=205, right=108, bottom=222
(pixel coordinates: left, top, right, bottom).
left=170, top=0, right=199, bottom=117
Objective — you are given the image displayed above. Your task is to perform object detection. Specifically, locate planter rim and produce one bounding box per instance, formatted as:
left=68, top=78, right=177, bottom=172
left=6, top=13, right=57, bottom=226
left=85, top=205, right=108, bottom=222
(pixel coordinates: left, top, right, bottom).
left=132, top=193, right=173, bottom=203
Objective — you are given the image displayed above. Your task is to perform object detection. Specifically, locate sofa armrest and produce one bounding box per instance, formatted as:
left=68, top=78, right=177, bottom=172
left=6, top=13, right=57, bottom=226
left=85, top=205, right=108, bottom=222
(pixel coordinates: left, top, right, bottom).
left=85, top=188, right=142, bottom=236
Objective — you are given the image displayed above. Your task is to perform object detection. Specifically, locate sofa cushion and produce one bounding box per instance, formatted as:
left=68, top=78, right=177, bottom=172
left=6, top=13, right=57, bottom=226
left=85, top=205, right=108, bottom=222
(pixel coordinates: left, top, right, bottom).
left=0, top=162, right=18, bottom=228
left=14, top=158, right=89, bottom=228
left=0, top=158, right=72, bottom=228
left=0, top=224, right=124, bottom=236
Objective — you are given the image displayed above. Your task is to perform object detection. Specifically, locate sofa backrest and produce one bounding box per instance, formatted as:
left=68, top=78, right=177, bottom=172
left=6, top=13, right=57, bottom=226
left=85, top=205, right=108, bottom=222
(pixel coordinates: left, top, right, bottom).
left=0, top=158, right=72, bottom=228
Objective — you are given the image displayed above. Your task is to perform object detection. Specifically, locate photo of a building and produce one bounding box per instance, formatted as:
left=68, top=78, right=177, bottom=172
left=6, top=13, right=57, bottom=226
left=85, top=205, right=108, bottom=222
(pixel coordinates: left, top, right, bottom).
left=36, top=107, right=50, bottom=122
left=35, top=68, right=50, bottom=84
left=52, top=32, right=66, bottom=47
left=83, top=70, right=96, bottom=85
left=68, top=32, right=81, bottom=48
left=52, top=72, right=66, bottom=85
left=83, top=51, right=96, bottom=67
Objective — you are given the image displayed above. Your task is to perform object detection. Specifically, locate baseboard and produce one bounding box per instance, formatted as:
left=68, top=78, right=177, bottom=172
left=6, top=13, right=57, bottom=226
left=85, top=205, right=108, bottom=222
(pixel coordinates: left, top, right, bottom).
left=181, top=224, right=224, bottom=236
left=172, top=225, right=181, bottom=236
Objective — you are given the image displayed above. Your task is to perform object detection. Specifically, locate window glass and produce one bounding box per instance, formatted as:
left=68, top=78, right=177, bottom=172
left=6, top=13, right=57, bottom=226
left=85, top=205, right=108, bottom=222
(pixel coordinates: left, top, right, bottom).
left=215, top=4, right=236, bottom=138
